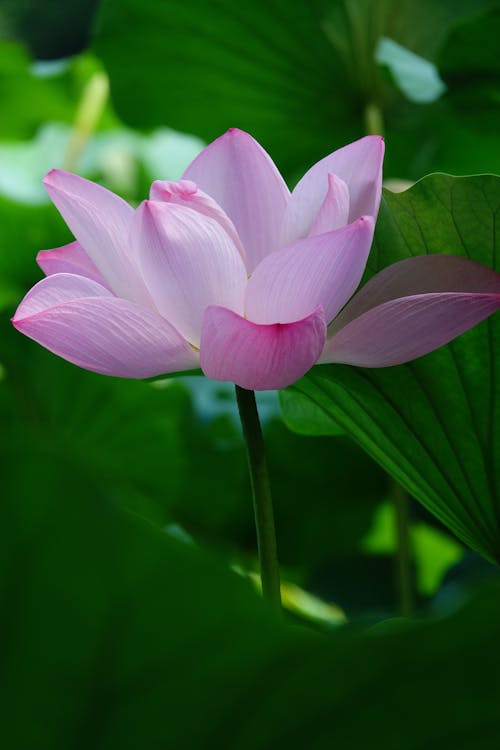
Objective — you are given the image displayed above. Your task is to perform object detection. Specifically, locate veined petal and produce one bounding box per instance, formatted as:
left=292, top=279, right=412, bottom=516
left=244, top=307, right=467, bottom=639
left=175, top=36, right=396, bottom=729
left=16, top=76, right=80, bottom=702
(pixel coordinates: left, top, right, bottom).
left=43, top=169, right=151, bottom=305
left=150, top=179, right=247, bottom=266
left=13, top=272, right=113, bottom=315
left=133, top=201, right=248, bottom=346
left=329, top=255, right=500, bottom=334
left=321, top=256, right=500, bottom=366
left=182, top=128, right=290, bottom=272
left=321, top=293, right=500, bottom=367
left=309, top=173, right=350, bottom=236
left=37, top=241, right=110, bottom=288
left=12, top=273, right=197, bottom=378
left=200, top=305, right=326, bottom=391
left=245, top=217, right=374, bottom=325
left=282, top=136, right=384, bottom=244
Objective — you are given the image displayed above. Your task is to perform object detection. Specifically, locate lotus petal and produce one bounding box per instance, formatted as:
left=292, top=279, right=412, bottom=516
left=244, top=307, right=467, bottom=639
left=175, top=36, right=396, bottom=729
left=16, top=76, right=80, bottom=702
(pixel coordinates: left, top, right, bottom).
left=183, top=128, right=290, bottom=271
left=246, top=217, right=374, bottom=325
left=43, top=169, right=151, bottom=305
left=282, top=135, right=384, bottom=244
left=200, top=304, right=326, bottom=390
left=309, top=173, right=350, bottom=236
left=150, top=179, right=247, bottom=265
left=12, top=273, right=197, bottom=378
left=321, top=255, right=500, bottom=365
left=37, top=241, right=109, bottom=288
left=133, top=201, right=247, bottom=346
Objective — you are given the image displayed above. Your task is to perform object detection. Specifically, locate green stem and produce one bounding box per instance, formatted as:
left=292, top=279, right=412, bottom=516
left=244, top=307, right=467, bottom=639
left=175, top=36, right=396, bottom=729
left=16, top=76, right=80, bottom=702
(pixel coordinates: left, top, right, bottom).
left=62, top=71, right=109, bottom=172
left=363, top=100, right=385, bottom=137
left=235, top=385, right=281, bottom=611
left=392, top=480, right=413, bottom=617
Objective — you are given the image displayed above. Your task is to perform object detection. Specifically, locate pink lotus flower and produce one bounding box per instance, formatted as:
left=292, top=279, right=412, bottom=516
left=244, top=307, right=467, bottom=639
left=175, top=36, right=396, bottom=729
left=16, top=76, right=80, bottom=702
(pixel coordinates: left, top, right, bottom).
left=12, top=129, right=500, bottom=390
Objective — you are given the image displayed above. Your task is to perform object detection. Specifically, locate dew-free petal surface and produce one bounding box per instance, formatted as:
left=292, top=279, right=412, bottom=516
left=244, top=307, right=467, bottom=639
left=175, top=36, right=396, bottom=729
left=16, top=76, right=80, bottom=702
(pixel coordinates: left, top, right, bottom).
left=330, top=254, right=500, bottom=334
left=133, top=201, right=247, bottom=346
left=37, top=241, right=109, bottom=288
left=321, top=292, right=500, bottom=367
left=309, top=173, right=350, bottom=236
left=13, top=272, right=113, bottom=315
left=183, top=128, right=290, bottom=271
left=43, top=169, right=151, bottom=305
left=150, top=179, right=247, bottom=265
left=282, top=136, right=384, bottom=244
left=12, top=273, right=197, bottom=378
left=200, top=304, right=326, bottom=390
left=246, top=217, right=374, bottom=325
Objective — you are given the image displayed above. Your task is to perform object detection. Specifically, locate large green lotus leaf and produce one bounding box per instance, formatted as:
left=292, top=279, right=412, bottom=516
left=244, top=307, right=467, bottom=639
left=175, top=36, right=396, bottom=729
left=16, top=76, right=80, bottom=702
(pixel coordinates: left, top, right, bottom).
left=94, top=0, right=496, bottom=181
left=279, top=387, right=345, bottom=436
left=283, top=174, right=500, bottom=563
left=2, top=455, right=500, bottom=748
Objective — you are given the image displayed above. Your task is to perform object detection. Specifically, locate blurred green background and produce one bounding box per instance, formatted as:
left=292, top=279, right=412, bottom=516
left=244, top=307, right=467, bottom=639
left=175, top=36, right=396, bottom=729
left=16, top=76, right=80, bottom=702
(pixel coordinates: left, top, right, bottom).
left=1, top=0, right=500, bottom=746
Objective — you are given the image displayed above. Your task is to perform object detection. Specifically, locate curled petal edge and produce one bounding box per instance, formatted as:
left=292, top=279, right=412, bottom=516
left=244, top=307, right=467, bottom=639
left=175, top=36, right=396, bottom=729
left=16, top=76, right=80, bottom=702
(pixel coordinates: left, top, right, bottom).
left=37, top=241, right=110, bottom=288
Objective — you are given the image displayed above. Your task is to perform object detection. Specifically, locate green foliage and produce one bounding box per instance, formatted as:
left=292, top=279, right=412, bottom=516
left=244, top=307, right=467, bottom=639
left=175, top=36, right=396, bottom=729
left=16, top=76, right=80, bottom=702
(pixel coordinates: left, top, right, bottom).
left=94, top=0, right=500, bottom=179
left=2, top=467, right=500, bottom=748
left=284, top=173, right=500, bottom=562
left=0, top=195, right=70, bottom=308
left=95, top=0, right=352, bottom=180
left=264, top=425, right=387, bottom=572
left=0, top=0, right=102, bottom=59
left=362, top=501, right=464, bottom=596
left=0, top=41, right=73, bottom=139
left=439, top=5, right=500, bottom=126
left=280, top=388, right=344, bottom=436
left=0, top=314, right=388, bottom=589
left=0, top=100, right=391, bottom=605
left=1, top=1, right=500, bottom=742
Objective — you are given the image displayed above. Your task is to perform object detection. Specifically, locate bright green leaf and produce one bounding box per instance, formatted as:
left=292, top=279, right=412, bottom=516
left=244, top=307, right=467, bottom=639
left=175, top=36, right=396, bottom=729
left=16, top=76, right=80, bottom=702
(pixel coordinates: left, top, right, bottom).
left=284, top=174, right=500, bottom=563
left=412, top=522, right=464, bottom=596
left=362, top=501, right=464, bottom=596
